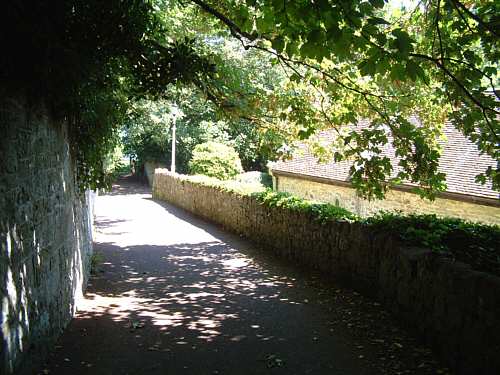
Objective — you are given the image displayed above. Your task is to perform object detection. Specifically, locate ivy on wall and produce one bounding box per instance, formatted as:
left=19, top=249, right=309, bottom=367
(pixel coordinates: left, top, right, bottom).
left=1, top=1, right=215, bottom=190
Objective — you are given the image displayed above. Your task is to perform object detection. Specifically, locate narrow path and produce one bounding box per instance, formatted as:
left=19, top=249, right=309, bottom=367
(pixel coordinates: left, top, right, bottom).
left=37, top=178, right=446, bottom=375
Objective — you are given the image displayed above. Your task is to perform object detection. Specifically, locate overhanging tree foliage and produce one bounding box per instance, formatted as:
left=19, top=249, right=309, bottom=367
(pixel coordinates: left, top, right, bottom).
left=1, top=0, right=498, bottom=197
left=1, top=0, right=215, bottom=189
left=186, top=0, right=499, bottom=198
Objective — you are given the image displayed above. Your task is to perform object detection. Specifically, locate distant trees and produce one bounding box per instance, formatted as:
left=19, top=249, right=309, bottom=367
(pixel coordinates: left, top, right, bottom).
left=121, top=89, right=284, bottom=174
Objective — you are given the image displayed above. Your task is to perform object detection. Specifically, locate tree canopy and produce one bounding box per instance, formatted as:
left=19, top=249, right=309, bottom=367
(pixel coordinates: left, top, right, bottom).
left=1, top=0, right=498, bottom=197
left=186, top=0, right=499, bottom=198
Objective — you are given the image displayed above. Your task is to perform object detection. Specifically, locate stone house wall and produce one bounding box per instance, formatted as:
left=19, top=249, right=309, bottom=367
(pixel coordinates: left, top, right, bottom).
left=0, top=97, right=94, bottom=374
left=273, top=173, right=499, bottom=225
left=153, top=171, right=500, bottom=375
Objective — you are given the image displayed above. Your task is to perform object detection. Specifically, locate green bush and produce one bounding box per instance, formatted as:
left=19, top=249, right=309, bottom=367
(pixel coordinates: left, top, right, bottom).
left=254, top=190, right=358, bottom=223
left=364, top=211, right=500, bottom=254
left=189, top=141, right=243, bottom=180
left=182, top=174, right=265, bottom=195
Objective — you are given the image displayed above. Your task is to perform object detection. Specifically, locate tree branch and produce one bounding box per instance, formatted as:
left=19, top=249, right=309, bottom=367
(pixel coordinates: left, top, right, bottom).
left=450, top=0, right=500, bottom=38
left=188, top=0, right=257, bottom=41
left=189, top=0, right=499, bottom=143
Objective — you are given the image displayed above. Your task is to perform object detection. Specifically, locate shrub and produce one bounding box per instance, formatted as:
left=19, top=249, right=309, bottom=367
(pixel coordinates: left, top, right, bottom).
left=364, top=211, right=500, bottom=274
left=189, top=141, right=243, bottom=180
left=253, top=190, right=500, bottom=274
left=184, top=174, right=266, bottom=195
left=254, top=190, right=358, bottom=223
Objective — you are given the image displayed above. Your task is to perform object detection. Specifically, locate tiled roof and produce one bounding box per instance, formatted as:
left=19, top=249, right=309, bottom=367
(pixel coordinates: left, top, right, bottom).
left=271, top=122, right=499, bottom=200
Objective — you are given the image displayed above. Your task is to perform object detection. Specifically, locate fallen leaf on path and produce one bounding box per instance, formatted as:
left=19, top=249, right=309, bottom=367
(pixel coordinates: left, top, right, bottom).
left=130, top=320, right=145, bottom=329
left=264, top=354, right=285, bottom=368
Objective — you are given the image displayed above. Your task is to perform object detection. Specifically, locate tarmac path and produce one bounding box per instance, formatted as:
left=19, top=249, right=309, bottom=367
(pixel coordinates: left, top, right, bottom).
left=35, top=177, right=446, bottom=375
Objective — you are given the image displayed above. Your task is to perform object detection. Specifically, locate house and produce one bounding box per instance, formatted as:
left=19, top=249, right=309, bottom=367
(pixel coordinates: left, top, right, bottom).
left=270, top=122, right=500, bottom=225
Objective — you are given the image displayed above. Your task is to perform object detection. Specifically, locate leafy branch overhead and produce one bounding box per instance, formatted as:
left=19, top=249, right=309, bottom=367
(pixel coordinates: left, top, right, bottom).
left=1, top=1, right=217, bottom=190
left=187, top=0, right=499, bottom=198
left=1, top=0, right=498, bottom=198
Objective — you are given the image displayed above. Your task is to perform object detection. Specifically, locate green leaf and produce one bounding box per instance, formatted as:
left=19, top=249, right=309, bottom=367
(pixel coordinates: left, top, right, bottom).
left=362, top=24, right=379, bottom=38
left=359, top=1, right=373, bottom=15
left=406, top=60, right=418, bottom=81
left=369, top=0, right=385, bottom=8
left=391, top=29, right=414, bottom=56
left=286, top=41, right=299, bottom=56
left=271, top=0, right=283, bottom=11
left=307, top=29, right=325, bottom=44
left=358, top=59, right=376, bottom=76
left=272, top=36, right=285, bottom=53
left=415, top=64, right=429, bottom=84
left=376, top=57, right=390, bottom=74
left=390, top=64, right=406, bottom=81
left=298, top=127, right=315, bottom=139
left=368, top=16, right=390, bottom=25
left=300, top=41, right=318, bottom=58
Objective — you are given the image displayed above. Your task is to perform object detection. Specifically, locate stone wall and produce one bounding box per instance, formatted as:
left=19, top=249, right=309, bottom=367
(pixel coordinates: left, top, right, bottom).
left=144, top=161, right=167, bottom=187
left=154, top=171, right=500, bottom=375
left=0, top=97, right=93, bottom=374
left=274, top=173, right=500, bottom=225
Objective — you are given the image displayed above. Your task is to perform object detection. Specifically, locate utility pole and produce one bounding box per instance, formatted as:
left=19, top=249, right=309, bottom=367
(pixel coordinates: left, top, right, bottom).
left=169, top=104, right=183, bottom=174
left=171, top=119, right=176, bottom=174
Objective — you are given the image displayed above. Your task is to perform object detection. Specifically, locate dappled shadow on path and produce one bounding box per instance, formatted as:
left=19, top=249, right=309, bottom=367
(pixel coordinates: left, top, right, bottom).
left=87, top=241, right=301, bottom=339
left=66, top=240, right=365, bottom=375
left=38, top=179, right=443, bottom=375
left=42, top=237, right=442, bottom=375
left=94, top=218, right=129, bottom=230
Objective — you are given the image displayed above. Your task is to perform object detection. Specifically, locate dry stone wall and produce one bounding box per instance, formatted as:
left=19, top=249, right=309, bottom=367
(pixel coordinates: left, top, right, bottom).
left=0, top=97, right=93, bottom=374
left=154, top=171, right=500, bottom=375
